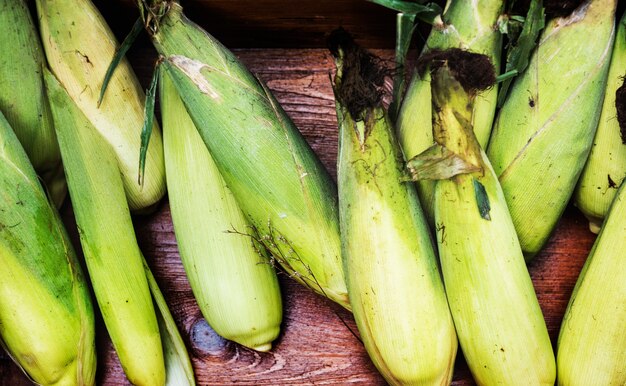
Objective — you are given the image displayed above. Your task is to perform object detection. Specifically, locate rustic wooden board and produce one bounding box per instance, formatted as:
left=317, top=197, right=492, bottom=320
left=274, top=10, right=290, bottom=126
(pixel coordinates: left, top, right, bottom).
left=0, top=47, right=597, bottom=386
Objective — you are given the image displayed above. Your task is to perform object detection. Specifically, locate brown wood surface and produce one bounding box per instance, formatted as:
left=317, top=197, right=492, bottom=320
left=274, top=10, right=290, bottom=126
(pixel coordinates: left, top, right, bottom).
left=0, top=46, right=597, bottom=385
left=95, top=0, right=403, bottom=49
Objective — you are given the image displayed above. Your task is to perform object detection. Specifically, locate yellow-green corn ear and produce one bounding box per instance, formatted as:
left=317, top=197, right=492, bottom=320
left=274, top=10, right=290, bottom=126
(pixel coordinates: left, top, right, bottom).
left=44, top=70, right=166, bottom=386
left=487, top=0, right=616, bottom=258
left=396, top=0, right=504, bottom=226
left=161, top=72, right=282, bottom=352
left=557, top=181, right=626, bottom=385
left=573, top=11, right=626, bottom=233
left=0, top=0, right=65, bottom=206
left=331, top=35, right=457, bottom=385
left=141, top=2, right=348, bottom=309
left=410, top=59, right=555, bottom=385
left=35, top=0, right=166, bottom=212
left=0, top=110, right=95, bottom=385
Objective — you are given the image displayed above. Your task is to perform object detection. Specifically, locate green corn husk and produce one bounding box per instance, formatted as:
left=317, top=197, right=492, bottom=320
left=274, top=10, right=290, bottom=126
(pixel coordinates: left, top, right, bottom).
left=331, top=35, right=457, bottom=385
left=486, top=0, right=616, bottom=258
left=396, top=0, right=504, bottom=226
left=143, top=259, right=196, bottom=386
left=35, top=0, right=166, bottom=212
left=409, top=60, right=554, bottom=384
left=44, top=70, right=166, bottom=386
left=573, top=10, right=626, bottom=233
left=161, top=72, right=282, bottom=352
left=0, top=0, right=66, bottom=207
left=0, top=110, right=95, bottom=385
left=140, top=2, right=348, bottom=309
left=557, top=181, right=626, bottom=385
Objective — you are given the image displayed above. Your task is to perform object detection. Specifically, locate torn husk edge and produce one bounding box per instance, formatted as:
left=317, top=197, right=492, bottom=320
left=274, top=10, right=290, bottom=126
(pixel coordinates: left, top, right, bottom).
left=142, top=257, right=196, bottom=386
left=407, top=49, right=496, bottom=182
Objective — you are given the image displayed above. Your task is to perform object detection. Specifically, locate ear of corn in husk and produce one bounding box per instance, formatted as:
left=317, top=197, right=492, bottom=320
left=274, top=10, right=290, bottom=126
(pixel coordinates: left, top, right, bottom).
left=44, top=69, right=167, bottom=386
left=35, top=0, right=166, bottom=212
left=330, top=31, right=457, bottom=385
left=160, top=71, right=282, bottom=352
left=138, top=1, right=348, bottom=309
left=0, top=109, right=96, bottom=385
left=486, top=0, right=616, bottom=258
left=573, top=10, right=626, bottom=233
left=556, top=180, right=626, bottom=386
left=408, top=54, right=555, bottom=385
left=396, top=0, right=504, bottom=227
left=0, top=0, right=66, bottom=207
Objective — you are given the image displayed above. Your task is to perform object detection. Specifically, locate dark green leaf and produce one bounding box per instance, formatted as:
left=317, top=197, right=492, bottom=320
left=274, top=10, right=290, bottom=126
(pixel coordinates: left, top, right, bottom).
left=368, top=0, right=442, bottom=24
left=495, top=69, right=518, bottom=83
left=138, top=63, right=159, bottom=186
left=497, top=15, right=523, bottom=36
left=389, top=12, right=417, bottom=122
left=473, top=178, right=491, bottom=221
left=98, top=18, right=144, bottom=107
left=406, top=143, right=481, bottom=181
left=497, top=0, right=545, bottom=107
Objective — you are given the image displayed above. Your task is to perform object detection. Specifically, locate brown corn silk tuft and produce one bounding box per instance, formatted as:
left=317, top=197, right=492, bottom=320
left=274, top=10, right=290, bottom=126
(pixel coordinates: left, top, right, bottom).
left=327, top=28, right=389, bottom=118
left=415, top=49, right=496, bottom=95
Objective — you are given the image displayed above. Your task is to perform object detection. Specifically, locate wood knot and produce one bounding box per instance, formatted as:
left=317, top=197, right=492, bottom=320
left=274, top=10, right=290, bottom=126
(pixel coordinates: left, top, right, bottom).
left=190, top=318, right=231, bottom=357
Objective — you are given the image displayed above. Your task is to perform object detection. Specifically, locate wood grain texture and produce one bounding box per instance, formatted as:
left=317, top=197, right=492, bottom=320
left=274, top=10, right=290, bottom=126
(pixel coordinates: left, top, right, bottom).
left=0, top=46, right=597, bottom=386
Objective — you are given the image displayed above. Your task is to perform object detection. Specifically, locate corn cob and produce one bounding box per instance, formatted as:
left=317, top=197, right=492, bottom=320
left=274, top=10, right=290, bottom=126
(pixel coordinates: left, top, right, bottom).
left=486, top=0, right=616, bottom=258
left=138, top=1, right=348, bottom=309
left=573, top=10, right=626, bottom=233
left=557, top=180, right=626, bottom=385
left=331, top=32, right=457, bottom=385
left=44, top=69, right=165, bottom=386
left=35, top=0, right=166, bottom=212
left=161, top=71, right=282, bottom=352
left=0, top=0, right=65, bottom=207
left=408, top=54, right=555, bottom=384
left=0, top=110, right=95, bottom=385
left=396, top=0, right=504, bottom=227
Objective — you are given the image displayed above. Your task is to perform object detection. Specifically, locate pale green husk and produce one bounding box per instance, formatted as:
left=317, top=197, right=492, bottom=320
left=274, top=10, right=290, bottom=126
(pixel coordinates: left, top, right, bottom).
left=557, top=181, right=626, bottom=385
left=45, top=70, right=166, bottom=386
left=36, top=0, right=166, bottom=212
left=161, top=71, right=282, bottom=352
left=143, top=259, right=196, bottom=386
left=396, top=0, right=504, bottom=226
left=487, top=0, right=617, bottom=258
left=573, top=10, right=626, bottom=233
left=0, top=110, right=95, bottom=386
left=417, top=66, right=555, bottom=384
left=0, top=0, right=65, bottom=206
left=335, top=79, right=457, bottom=384
left=143, top=2, right=348, bottom=309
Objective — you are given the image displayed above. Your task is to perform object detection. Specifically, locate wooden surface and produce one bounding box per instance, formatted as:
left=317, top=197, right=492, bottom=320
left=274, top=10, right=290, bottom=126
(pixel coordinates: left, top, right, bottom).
left=0, top=46, right=598, bottom=385
left=95, top=0, right=402, bottom=48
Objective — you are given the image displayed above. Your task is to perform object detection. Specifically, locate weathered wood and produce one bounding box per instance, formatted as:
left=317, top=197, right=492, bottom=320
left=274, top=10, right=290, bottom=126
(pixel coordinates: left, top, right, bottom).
left=0, top=46, right=596, bottom=385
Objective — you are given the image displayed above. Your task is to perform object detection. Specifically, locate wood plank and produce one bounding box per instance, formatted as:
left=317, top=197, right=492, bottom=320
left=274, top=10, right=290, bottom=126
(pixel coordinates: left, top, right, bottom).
left=0, top=47, right=596, bottom=386
left=94, top=0, right=402, bottom=48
